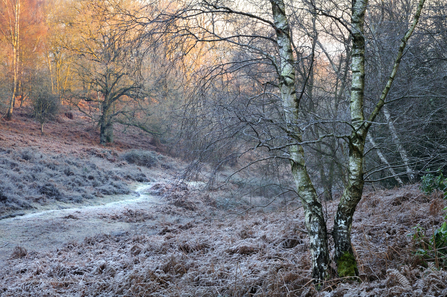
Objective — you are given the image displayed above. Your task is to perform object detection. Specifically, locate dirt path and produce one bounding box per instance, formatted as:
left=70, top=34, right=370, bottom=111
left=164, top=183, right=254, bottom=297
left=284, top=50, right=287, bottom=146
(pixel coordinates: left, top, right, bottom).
left=0, top=183, right=169, bottom=266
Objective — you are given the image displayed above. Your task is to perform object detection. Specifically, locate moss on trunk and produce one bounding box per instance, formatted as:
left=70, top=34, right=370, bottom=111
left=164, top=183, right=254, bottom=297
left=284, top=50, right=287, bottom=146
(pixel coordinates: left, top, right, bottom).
left=336, top=251, right=358, bottom=278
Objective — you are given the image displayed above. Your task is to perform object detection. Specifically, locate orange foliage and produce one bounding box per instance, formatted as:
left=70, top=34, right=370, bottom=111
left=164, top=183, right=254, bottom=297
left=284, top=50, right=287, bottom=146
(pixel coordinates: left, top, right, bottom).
left=0, top=0, right=48, bottom=112
left=0, top=0, right=48, bottom=64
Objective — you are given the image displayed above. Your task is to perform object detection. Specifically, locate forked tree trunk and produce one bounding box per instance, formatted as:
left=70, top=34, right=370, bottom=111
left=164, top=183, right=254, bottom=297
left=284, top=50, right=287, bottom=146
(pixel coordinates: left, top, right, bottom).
left=333, top=0, right=426, bottom=277
left=270, top=0, right=330, bottom=281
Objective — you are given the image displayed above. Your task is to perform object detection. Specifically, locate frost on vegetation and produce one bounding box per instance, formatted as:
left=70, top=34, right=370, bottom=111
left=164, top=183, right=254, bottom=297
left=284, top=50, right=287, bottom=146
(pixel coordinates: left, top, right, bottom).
left=0, top=148, right=155, bottom=215
left=121, top=149, right=164, bottom=168
left=2, top=185, right=447, bottom=296
left=0, top=207, right=316, bottom=296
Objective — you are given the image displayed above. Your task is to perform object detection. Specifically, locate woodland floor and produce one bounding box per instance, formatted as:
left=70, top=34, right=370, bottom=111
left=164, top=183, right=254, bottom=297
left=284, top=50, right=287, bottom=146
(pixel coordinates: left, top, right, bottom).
left=1, top=107, right=447, bottom=296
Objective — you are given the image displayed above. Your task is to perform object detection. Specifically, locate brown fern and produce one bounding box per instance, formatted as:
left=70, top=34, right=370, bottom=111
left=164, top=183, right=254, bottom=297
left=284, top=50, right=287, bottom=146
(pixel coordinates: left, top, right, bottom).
left=387, top=269, right=411, bottom=289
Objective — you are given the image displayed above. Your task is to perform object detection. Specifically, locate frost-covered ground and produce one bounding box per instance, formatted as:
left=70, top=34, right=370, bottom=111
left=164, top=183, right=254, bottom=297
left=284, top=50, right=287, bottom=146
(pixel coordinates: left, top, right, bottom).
left=1, top=184, right=447, bottom=296
left=1, top=108, right=447, bottom=296
left=0, top=107, right=178, bottom=218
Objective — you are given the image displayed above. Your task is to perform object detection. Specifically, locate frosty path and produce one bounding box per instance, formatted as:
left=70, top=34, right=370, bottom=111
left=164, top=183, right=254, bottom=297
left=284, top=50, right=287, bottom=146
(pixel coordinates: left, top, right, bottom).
left=0, top=183, right=164, bottom=265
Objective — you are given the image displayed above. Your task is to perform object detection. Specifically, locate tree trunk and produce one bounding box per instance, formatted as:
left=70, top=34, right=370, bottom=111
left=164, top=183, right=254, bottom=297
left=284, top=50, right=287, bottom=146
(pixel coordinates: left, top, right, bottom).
left=291, top=146, right=330, bottom=281
left=368, top=134, right=404, bottom=185
left=333, top=134, right=365, bottom=277
left=6, top=0, right=20, bottom=120
left=270, top=0, right=330, bottom=282
left=382, top=105, right=414, bottom=182
left=332, top=0, right=368, bottom=277
left=100, top=122, right=113, bottom=145
left=333, top=0, right=425, bottom=277
left=99, top=100, right=114, bottom=145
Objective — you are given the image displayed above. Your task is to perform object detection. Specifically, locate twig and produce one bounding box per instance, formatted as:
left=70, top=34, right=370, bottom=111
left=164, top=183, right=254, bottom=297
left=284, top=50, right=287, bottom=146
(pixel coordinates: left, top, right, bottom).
left=301, top=278, right=315, bottom=289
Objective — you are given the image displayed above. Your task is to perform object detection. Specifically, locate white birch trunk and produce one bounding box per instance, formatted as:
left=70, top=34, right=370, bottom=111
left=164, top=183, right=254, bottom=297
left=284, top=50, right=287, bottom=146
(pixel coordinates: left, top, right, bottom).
left=382, top=105, right=414, bottom=181
left=332, top=0, right=368, bottom=277
left=367, top=134, right=404, bottom=185
left=333, top=0, right=425, bottom=277
left=270, top=0, right=330, bottom=281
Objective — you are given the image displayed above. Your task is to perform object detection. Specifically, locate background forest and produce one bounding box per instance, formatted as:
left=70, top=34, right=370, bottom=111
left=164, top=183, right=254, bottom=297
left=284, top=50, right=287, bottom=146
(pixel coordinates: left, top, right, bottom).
left=1, top=0, right=447, bottom=295
left=1, top=0, right=446, bottom=191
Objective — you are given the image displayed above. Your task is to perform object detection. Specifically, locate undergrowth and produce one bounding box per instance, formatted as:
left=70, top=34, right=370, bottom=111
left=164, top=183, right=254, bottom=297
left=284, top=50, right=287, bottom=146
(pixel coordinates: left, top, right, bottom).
left=0, top=148, right=154, bottom=215
left=411, top=170, right=447, bottom=269
left=121, top=150, right=164, bottom=168
left=2, top=185, right=447, bottom=296
left=421, top=168, right=447, bottom=198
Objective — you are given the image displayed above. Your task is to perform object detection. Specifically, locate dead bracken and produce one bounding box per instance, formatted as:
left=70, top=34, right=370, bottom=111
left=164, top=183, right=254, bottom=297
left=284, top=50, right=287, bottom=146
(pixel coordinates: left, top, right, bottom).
left=1, top=183, right=447, bottom=296
left=1, top=108, right=447, bottom=296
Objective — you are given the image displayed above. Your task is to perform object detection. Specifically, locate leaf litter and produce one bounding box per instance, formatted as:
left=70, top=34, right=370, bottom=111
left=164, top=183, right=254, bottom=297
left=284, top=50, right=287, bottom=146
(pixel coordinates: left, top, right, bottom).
left=1, top=183, right=447, bottom=296
left=1, top=108, right=447, bottom=296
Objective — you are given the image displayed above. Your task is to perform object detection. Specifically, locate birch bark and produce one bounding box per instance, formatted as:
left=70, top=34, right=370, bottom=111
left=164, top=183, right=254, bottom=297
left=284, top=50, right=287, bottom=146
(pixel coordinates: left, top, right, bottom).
left=382, top=105, right=414, bottom=182
left=332, top=0, right=368, bottom=276
left=270, top=0, right=330, bottom=281
left=5, top=0, right=21, bottom=120
left=367, top=134, right=404, bottom=185
left=333, top=0, right=425, bottom=276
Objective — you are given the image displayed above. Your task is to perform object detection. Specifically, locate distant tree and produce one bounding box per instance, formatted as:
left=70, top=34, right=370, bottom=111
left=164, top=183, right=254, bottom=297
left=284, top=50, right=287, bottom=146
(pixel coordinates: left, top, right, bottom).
left=365, top=0, right=447, bottom=180
left=32, top=83, right=59, bottom=134
left=42, top=0, right=76, bottom=98
left=0, top=0, right=47, bottom=119
left=66, top=0, right=146, bottom=145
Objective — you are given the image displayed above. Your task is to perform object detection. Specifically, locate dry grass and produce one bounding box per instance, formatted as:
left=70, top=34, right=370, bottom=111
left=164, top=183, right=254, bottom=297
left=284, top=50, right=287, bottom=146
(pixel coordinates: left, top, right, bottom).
left=1, top=184, right=447, bottom=296
left=0, top=107, right=177, bottom=217
left=1, top=107, right=447, bottom=296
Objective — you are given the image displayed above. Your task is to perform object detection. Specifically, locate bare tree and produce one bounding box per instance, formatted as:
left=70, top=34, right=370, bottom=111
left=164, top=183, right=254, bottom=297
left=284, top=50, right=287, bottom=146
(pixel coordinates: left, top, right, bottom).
left=172, top=0, right=426, bottom=281
left=66, top=0, right=146, bottom=145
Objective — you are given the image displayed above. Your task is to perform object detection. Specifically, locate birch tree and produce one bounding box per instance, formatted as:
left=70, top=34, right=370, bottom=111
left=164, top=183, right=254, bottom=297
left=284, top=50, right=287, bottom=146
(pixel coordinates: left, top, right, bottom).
left=0, top=0, right=20, bottom=120
left=270, top=0, right=330, bottom=280
left=0, top=0, right=46, bottom=119
left=331, top=0, right=425, bottom=276
left=174, top=0, right=426, bottom=281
